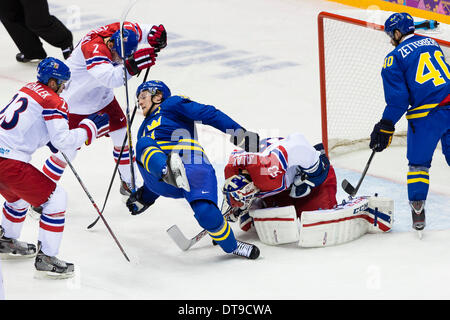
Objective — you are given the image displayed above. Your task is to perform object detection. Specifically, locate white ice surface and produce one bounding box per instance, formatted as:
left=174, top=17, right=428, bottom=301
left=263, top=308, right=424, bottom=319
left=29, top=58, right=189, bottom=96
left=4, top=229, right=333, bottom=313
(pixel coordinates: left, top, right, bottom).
left=0, top=0, right=449, bottom=300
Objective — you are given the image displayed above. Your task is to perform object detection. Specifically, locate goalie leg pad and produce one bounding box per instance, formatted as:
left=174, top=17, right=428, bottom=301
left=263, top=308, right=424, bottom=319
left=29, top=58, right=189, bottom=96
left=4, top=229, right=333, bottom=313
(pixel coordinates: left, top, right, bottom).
left=299, top=197, right=370, bottom=247
left=366, top=196, right=394, bottom=233
left=250, top=206, right=299, bottom=245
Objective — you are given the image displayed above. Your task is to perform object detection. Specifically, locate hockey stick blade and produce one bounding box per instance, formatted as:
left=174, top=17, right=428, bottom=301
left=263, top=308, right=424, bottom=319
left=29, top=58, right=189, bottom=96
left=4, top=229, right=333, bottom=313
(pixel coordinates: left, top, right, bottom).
left=166, top=225, right=208, bottom=251
left=341, top=150, right=376, bottom=197
left=341, top=179, right=357, bottom=197
left=167, top=201, right=235, bottom=251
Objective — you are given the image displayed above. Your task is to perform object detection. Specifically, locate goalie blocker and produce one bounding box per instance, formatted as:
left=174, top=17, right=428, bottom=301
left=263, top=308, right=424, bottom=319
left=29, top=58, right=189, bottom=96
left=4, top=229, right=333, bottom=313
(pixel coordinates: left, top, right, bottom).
left=249, top=195, right=393, bottom=247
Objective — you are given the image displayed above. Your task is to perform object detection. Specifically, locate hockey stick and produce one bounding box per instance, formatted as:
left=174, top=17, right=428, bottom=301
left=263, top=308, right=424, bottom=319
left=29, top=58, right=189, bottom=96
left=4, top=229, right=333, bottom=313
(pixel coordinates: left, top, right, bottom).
left=86, top=0, right=147, bottom=230
left=120, top=1, right=138, bottom=194
left=86, top=68, right=150, bottom=230
left=86, top=105, right=138, bottom=230
left=166, top=201, right=235, bottom=251
left=341, top=149, right=376, bottom=197
left=61, top=152, right=131, bottom=262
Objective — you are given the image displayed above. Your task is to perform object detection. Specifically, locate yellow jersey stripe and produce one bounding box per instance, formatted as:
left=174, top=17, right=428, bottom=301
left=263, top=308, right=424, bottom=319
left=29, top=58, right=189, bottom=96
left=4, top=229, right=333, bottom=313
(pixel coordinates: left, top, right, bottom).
left=159, top=145, right=204, bottom=152
left=408, top=103, right=438, bottom=112
left=145, top=149, right=165, bottom=172
left=405, top=112, right=430, bottom=120
left=140, top=146, right=159, bottom=164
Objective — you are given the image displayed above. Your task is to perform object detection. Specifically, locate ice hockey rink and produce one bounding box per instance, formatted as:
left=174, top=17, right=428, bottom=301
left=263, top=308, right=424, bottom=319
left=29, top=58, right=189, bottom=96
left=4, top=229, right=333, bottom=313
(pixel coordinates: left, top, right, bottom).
left=0, top=0, right=449, bottom=301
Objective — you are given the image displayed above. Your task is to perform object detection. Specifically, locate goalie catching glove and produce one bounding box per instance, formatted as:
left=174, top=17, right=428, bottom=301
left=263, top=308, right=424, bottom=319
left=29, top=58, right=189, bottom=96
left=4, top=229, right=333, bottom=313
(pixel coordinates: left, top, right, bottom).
left=290, top=143, right=330, bottom=198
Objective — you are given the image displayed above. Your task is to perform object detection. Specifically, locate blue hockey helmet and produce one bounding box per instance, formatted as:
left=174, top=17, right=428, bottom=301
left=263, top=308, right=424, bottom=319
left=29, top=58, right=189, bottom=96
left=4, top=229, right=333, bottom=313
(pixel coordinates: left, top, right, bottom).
left=37, top=57, right=71, bottom=85
left=136, top=80, right=171, bottom=101
left=111, top=28, right=139, bottom=58
left=384, top=12, right=415, bottom=39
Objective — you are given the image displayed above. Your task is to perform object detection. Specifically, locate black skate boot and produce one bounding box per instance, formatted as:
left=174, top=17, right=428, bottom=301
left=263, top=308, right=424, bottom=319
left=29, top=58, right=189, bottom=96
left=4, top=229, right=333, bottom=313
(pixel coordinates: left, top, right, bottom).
left=410, top=200, right=426, bottom=238
left=15, top=52, right=46, bottom=63
left=232, top=240, right=260, bottom=260
left=62, top=45, right=73, bottom=60
left=0, top=232, right=37, bottom=259
left=34, top=242, right=74, bottom=279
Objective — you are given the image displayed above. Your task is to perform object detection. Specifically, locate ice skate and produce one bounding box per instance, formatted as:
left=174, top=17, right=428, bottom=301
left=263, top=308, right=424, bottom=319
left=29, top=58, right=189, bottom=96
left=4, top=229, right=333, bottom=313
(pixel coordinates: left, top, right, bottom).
left=34, top=245, right=74, bottom=279
left=410, top=200, right=426, bottom=239
left=0, top=234, right=37, bottom=259
left=29, top=205, right=43, bottom=220
left=232, top=240, right=260, bottom=260
left=120, top=180, right=133, bottom=197
left=162, top=152, right=190, bottom=192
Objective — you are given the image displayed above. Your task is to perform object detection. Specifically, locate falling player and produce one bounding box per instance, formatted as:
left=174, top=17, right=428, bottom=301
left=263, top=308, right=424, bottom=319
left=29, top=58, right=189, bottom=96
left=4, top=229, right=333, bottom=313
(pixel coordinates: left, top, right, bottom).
left=369, top=13, right=450, bottom=233
left=38, top=22, right=167, bottom=200
left=125, top=80, right=261, bottom=259
left=222, top=133, right=337, bottom=231
left=0, top=57, right=109, bottom=278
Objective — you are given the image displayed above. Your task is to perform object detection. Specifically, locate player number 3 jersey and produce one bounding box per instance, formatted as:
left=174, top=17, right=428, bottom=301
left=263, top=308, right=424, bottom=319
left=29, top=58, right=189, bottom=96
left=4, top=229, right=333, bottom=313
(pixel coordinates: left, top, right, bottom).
left=0, top=82, right=88, bottom=163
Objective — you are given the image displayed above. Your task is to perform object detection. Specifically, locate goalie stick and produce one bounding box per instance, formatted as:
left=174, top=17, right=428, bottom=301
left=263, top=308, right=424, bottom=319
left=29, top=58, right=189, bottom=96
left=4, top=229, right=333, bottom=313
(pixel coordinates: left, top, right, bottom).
left=167, top=202, right=235, bottom=251
left=341, top=150, right=375, bottom=196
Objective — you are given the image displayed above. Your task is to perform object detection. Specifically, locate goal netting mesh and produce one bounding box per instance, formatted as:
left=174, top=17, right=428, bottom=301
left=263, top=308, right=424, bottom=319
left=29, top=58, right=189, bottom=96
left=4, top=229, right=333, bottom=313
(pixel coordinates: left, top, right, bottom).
left=319, top=12, right=450, bottom=158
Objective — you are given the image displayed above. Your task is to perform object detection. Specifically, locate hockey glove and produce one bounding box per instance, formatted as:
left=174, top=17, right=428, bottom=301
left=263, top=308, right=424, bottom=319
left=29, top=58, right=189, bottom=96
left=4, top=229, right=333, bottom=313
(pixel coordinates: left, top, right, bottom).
left=147, top=24, right=167, bottom=52
left=370, top=119, right=395, bottom=152
left=125, top=47, right=157, bottom=76
left=79, top=113, right=110, bottom=145
left=230, top=129, right=260, bottom=152
left=290, top=172, right=314, bottom=198
left=126, top=187, right=154, bottom=215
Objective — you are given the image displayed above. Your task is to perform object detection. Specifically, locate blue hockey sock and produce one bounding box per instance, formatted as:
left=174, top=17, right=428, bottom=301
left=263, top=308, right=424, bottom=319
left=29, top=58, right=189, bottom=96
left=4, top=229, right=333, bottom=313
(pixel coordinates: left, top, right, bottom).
left=190, top=200, right=237, bottom=253
left=407, top=166, right=429, bottom=201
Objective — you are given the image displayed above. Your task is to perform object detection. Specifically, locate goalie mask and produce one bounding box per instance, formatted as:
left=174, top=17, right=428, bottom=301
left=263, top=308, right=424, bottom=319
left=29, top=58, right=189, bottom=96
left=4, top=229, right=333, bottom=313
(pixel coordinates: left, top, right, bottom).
left=223, top=174, right=259, bottom=208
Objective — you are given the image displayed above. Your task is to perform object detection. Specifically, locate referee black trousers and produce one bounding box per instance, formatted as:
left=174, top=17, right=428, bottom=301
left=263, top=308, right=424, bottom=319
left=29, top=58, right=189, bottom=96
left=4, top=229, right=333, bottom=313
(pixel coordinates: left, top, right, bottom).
left=0, top=0, right=72, bottom=58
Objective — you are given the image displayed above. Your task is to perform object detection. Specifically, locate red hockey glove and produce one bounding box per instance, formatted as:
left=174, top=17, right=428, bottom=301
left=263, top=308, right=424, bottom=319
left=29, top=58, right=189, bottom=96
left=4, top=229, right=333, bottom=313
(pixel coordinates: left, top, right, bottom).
left=147, top=24, right=167, bottom=52
left=79, top=113, right=110, bottom=145
left=125, top=47, right=157, bottom=76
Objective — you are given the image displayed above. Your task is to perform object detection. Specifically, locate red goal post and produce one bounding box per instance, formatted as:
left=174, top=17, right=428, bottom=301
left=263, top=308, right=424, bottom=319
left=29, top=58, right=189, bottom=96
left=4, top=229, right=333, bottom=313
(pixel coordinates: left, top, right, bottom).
left=318, top=11, right=450, bottom=157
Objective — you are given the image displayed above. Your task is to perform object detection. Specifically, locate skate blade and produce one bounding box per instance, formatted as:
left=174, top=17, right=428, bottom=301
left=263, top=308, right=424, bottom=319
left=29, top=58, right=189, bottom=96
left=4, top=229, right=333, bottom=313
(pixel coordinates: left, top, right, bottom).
left=34, top=269, right=75, bottom=280
left=0, top=252, right=37, bottom=260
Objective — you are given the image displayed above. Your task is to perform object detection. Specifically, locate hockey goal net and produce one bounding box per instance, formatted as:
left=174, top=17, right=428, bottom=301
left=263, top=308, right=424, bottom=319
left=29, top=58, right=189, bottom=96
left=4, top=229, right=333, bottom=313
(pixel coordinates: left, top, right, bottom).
left=319, top=11, right=450, bottom=157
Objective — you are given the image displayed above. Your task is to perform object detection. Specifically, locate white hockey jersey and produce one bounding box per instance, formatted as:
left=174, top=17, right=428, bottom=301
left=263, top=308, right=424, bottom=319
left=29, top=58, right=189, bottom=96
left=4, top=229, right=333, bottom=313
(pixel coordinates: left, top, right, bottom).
left=61, top=22, right=153, bottom=115
left=0, top=82, right=88, bottom=163
left=225, top=132, right=321, bottom=197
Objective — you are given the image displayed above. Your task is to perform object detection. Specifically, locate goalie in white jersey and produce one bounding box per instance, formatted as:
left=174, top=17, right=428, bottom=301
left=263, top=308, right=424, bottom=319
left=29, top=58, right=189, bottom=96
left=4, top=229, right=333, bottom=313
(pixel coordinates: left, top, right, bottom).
left=39, top=21, right=167, bottom=197
left=0, top=57, right=109, bottom=278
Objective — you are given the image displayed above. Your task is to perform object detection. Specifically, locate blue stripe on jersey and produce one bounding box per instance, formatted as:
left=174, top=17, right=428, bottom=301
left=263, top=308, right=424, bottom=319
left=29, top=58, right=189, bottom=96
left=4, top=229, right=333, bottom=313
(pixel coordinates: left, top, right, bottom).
left=42, top=109, right=68, bottom=120
left=86, top=56, right=111, bottom=66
